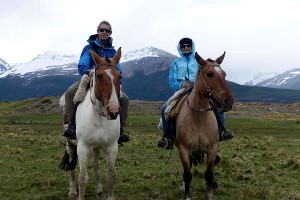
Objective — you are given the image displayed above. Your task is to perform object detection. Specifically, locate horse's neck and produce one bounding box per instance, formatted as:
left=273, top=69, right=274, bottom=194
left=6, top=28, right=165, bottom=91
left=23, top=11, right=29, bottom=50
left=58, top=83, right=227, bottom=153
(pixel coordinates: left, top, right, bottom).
left=188, top=85, right=210, bottom=109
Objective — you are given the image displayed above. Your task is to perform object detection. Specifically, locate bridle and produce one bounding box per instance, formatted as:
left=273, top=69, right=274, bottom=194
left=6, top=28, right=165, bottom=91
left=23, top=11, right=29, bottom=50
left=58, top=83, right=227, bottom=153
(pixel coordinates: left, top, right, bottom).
left=187, top=64, right=221, bottom=112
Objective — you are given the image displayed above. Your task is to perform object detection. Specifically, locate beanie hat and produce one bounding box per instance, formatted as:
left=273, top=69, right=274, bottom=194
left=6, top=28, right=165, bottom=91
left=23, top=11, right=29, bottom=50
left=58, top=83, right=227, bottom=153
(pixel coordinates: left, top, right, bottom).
left=179, top=38, right=192, bottom=46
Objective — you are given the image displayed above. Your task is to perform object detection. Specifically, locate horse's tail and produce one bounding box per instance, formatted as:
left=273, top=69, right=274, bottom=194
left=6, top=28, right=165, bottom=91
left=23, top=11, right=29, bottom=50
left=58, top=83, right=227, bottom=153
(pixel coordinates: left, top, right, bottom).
left=59, top=148, right=78, bottom=171
left=190, top=153, right=204, bottom=166
left=190, top=154, right=221, bottom=166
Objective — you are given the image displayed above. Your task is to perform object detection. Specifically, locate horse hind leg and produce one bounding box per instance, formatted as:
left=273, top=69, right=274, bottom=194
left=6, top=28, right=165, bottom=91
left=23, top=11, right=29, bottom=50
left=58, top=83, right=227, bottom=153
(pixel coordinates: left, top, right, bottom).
left=60, top=146, right=77, bottom=200
left=93, top=148, right=103, bottom=199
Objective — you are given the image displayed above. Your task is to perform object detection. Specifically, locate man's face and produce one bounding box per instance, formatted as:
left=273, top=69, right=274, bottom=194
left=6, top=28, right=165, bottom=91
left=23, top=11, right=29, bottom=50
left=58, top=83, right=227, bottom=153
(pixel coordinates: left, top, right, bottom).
left=97, top=23, right=112, bottom=40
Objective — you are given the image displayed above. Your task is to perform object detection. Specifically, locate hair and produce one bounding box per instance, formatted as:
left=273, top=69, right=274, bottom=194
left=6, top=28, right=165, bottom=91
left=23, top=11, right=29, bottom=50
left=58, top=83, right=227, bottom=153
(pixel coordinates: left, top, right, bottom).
left=97, top=20, right=112, bottom=32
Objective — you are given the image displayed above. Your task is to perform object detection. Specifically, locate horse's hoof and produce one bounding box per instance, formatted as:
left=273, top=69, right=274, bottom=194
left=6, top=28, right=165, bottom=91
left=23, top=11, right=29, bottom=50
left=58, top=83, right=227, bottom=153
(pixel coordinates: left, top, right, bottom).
left=68, top=192, right=77, bottom=200
left=206, top=189, right=213, bottom=200
left=96, top=191, right=103, bottom=200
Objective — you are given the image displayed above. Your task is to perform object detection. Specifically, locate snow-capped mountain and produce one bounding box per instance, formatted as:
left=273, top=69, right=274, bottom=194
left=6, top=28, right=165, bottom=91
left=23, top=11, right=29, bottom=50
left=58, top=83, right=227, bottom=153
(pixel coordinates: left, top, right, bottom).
left=0, top=58, right=10, bottom=74
left=121, top=46, right=177, bottom=78
left=245, top=68, right=300, bottom=90
left=0, top=51, right=79, bottom=79
left=1, top=47, right=300, bottom=103
left=252, top=68, right=300, bottom=90
left=244, top=72, right=280, bottom=86
left=121, top=46, right=174, bottom=63
left=0, top=47, right=177, bottom=101
left=0, top=47, right=174, bottom=80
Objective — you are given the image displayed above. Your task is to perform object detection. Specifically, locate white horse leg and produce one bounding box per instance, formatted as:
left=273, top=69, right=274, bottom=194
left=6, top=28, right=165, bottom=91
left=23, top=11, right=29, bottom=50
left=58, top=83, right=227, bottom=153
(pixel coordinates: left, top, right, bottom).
left=77, top=143, right=89, bottom=200
left=66, top=146, right=77, bottom=199
left=93, top=148, right=103, bottom=198
left=105, top=144, right=118, bottom=200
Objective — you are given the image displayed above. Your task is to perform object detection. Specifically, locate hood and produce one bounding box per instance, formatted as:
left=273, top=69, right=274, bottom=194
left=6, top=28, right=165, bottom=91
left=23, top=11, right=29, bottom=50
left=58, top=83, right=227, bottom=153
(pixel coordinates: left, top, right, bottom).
left=176, top=39, right=196, bottom=59
left=177, top=40, right=195, bottom=58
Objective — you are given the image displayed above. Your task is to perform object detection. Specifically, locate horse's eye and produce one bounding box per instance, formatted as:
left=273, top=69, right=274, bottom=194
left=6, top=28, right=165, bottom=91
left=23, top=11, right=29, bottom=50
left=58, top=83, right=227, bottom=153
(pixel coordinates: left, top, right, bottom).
left=206, top=72, right=213, bottom=78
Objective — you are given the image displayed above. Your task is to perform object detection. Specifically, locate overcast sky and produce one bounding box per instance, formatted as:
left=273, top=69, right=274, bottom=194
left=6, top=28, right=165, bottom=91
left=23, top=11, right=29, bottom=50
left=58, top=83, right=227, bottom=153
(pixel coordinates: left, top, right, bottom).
left=0, top=0, right=299, bottom=84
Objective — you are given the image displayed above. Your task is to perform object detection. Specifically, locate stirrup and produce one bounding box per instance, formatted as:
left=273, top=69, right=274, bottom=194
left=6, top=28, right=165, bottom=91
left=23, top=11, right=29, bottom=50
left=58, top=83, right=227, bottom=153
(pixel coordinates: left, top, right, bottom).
left=165, top=137, right=174, bottom=149
left=157, top=137, right=168, bottom=148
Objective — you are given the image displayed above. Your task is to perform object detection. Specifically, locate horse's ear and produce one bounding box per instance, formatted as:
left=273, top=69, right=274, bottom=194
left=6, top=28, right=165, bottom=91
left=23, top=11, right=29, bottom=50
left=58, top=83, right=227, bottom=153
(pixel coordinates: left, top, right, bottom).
left=215, top=51, right=226, bottom=64
left=195, top=52, right=206, bottom=67
left=112, top=47, right=122, bottom=64
left=90, top=50, right=102, bottom=65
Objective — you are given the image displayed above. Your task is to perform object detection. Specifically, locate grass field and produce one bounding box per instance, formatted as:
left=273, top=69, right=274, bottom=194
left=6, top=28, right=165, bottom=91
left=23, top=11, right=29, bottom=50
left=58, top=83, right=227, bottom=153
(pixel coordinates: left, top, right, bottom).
left=0, top=100, right=300, bottom=200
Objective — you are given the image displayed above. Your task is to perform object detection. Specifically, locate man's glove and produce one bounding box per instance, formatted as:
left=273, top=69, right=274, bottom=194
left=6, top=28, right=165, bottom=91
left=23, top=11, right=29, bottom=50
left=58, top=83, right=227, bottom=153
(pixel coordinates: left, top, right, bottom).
left=89, top=69, right=95, bottom=78
left=181, top=80, right=194, bottom=89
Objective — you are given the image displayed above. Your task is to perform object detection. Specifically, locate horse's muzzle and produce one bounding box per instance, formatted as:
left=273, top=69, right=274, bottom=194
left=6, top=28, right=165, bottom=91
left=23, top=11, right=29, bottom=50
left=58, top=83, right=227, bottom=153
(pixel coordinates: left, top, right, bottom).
left=108, top=111, right=119, bottom=120
left=221, top=97, right=234, bottom=112
left=106, top=106, right=120, bottom=120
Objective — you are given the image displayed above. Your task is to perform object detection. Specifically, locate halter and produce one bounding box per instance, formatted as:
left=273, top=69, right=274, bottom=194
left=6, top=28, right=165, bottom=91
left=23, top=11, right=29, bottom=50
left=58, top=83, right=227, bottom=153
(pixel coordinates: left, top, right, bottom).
left=90, top=63, right=118, bottom=116
left=187, top=64, right=221, bottom=112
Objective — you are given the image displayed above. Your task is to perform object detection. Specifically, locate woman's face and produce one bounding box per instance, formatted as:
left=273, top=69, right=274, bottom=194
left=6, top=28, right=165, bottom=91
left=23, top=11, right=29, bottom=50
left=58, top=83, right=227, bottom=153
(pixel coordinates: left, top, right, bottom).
left=180, top=44, right=192, bottom=53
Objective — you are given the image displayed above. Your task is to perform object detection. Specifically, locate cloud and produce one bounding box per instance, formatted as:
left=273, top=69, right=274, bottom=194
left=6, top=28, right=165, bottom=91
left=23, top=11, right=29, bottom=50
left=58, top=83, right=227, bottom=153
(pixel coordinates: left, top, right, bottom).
left=0, top=0, right=300, bottom=84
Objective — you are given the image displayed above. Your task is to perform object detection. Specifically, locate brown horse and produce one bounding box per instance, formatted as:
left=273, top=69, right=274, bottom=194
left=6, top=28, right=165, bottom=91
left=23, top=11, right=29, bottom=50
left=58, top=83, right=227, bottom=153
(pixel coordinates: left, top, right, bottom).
left=175, top=52, right=234, bottom=200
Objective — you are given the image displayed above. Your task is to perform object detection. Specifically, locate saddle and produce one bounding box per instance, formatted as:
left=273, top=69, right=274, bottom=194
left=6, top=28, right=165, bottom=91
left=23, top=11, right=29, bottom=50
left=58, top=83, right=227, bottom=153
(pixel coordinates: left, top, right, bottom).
left=165, top=86, right=193, bottom=122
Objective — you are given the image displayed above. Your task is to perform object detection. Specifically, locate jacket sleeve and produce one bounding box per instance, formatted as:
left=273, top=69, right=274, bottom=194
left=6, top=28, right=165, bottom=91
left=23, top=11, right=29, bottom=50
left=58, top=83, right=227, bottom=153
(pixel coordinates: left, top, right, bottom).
left=169, top=61, right=182, bottom=91
left=78, top=45, right=92, bottom=76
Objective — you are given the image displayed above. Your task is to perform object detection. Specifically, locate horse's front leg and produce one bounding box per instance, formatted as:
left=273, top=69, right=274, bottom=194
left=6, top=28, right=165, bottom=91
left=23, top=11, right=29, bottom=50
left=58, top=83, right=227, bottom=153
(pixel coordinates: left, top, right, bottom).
left=205, top=144, right=218, bottom=200
left=77, top=143, right=89, bottom=200
left=66, top=145, right=77, bottom=199
left=93, top=148, right=103, bottom=198
left=179, top=146, right=192, bottom=200
left=105, top=143, right=118, bottom=200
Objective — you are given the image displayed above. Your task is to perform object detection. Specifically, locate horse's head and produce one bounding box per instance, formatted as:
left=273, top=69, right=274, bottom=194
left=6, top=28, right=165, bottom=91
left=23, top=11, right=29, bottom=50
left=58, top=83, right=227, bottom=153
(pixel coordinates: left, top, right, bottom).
left=195, top=51, right=234, bottom=112
left=90, top=48, right=122, bottom=120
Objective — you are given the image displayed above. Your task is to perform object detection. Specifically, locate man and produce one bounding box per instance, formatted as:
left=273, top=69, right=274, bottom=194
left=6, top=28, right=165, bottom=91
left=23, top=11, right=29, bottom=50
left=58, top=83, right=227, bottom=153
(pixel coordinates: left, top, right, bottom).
left=157, top=37, right=234, bottom=149
left=63, top=20, right=129, bottom=144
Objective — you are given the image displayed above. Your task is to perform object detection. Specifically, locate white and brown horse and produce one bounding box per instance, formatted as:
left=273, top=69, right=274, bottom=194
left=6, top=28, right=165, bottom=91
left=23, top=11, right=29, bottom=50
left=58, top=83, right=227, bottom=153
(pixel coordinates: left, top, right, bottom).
left=60, top=48, right=122, bottom=200
left=175, top=52, right=234, bottom=200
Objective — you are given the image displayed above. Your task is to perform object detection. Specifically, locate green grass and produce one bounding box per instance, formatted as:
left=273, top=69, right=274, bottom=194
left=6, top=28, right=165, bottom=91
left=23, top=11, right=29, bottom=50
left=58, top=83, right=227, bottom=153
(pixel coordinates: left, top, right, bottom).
left=0, top=111, right=300, bottom=200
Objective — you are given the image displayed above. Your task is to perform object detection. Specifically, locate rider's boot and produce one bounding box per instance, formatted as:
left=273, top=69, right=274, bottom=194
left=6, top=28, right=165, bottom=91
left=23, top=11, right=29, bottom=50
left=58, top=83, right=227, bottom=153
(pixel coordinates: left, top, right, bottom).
left=218, top=125, right=234, bottom=141
left=118, top=126, right=130, bottom=144
left=63, top=114, right=76, bottom=139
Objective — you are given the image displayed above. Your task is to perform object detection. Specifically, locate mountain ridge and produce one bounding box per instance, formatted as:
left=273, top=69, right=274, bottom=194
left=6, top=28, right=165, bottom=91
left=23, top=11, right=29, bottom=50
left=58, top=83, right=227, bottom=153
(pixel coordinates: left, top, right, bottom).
left=0, top=47, right=300, bottom=103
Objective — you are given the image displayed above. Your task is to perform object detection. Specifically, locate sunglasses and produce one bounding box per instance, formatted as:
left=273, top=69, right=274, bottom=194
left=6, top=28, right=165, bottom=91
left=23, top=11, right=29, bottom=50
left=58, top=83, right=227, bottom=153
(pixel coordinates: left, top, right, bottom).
left=181, top=44, right=191, bottom=49
left=98, top=28, right=111, bottom=33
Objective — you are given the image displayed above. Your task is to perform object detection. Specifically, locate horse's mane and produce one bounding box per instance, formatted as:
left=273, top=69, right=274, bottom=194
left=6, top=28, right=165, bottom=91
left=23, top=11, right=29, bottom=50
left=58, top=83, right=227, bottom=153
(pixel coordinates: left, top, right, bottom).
left=105, top=57, right=111, bottom=63
left=206, top=58, right=214, bottom=63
